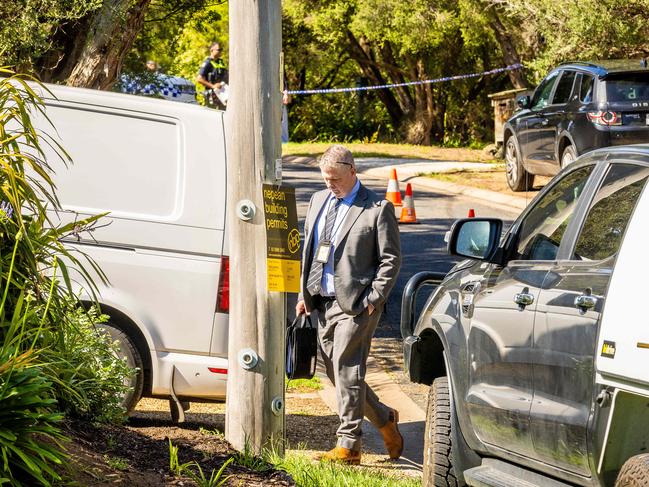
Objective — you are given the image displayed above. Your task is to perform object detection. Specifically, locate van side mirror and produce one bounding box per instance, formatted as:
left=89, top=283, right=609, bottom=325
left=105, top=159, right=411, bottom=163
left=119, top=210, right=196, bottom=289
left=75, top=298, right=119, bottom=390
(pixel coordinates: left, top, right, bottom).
left=447, top=218, right=503, bottom=261
left=516, top=95, right=530, bottom=109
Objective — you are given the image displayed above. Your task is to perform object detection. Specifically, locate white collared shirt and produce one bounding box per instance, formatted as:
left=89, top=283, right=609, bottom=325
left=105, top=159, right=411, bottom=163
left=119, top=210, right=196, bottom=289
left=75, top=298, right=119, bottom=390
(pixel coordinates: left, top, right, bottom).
left=312, top=179, right=361, bottom=296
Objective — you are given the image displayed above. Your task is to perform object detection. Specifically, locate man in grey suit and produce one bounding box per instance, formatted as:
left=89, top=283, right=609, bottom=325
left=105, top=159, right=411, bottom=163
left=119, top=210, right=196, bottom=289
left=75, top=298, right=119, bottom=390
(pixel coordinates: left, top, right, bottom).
left=295, top=145, right=402, bottom=465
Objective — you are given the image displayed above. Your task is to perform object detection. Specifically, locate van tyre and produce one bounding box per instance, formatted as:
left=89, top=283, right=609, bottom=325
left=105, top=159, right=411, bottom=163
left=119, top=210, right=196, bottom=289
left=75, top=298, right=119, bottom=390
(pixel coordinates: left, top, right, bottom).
left=616, top=453, right=649, bottom=486
left=561, top=145, right=577, bottom=168
left=423, top=377, right=464, bottom=487
left=98, top=323, right=144, bottom=414
left=505, top=136, right=534, bottom=192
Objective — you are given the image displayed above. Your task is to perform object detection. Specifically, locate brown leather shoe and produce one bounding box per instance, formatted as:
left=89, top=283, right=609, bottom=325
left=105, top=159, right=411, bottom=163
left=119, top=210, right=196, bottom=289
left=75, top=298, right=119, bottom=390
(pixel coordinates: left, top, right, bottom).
left=379, top=409, right=404, bottom=459
left=314, top=446, right=361, bottom=465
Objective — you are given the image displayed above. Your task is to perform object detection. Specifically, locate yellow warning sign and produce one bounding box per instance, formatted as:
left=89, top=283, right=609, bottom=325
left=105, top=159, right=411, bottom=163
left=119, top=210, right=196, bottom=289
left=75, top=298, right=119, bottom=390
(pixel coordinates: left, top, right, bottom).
left=267, top=258, right=301, bottom=292
left=263, top=184, right=300, bottom=293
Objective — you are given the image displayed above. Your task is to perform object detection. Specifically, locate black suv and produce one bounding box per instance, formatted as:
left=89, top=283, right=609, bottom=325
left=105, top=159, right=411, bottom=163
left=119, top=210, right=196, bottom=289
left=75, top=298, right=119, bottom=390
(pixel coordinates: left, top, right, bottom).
left=504, top=60, right=649, bottom=191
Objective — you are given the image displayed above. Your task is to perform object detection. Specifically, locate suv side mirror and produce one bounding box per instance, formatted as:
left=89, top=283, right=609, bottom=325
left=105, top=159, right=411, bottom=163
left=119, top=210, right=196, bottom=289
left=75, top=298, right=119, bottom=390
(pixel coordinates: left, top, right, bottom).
left=447, top=218, right=503, bottom=261
left=516, top=95, right=530, bottom=109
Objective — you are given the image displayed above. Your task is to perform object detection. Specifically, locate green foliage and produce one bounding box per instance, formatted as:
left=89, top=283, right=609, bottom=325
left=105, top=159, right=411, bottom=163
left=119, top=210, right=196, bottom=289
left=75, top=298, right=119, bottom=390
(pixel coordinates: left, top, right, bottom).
left=495, top=0, right=649, bottom=81
left=285, top=375, right=322, bottom=392
left=41, top=303, right=132, bottom=423
left=0, top=70, right=134, bottom=483
left=267, top=450, right=422, bottom=487
left=0, top=347, right=66, bottom=486
left=122, top=0, right=229, bottom=105
left=168, top=439, right=232, bottom=486
left=0, top=0, right=102, bottom=71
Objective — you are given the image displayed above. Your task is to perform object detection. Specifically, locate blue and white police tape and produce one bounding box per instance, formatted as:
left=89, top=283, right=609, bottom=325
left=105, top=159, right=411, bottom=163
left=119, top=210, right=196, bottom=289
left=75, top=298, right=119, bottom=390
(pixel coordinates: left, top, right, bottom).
left=286, top=63, right=523, bottom=96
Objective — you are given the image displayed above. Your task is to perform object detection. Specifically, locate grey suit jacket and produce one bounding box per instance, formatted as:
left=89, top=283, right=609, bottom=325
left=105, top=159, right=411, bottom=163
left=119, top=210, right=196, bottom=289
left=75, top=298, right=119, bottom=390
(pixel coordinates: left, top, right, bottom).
left=300, top=183, right=401, bottom=316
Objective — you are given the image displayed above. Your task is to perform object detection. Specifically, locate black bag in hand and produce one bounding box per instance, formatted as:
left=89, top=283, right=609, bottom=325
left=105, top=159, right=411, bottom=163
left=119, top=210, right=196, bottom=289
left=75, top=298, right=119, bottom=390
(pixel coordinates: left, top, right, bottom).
left=285, top=314, right=317, bottom=380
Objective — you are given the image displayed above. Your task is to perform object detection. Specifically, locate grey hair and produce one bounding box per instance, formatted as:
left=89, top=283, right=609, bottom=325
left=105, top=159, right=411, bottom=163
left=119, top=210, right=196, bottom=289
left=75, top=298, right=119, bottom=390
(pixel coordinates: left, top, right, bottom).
left=318, top=144, right=355, bottom=169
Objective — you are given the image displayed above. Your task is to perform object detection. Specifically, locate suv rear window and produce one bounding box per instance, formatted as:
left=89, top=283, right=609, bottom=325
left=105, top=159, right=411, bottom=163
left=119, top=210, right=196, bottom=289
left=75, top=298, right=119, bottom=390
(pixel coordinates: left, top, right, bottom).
left=605, top=73, right=649, bottom=102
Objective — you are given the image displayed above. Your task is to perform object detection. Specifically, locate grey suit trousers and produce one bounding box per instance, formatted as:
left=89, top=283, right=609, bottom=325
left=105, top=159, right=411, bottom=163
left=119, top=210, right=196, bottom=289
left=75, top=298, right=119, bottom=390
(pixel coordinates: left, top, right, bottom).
left=316, top=298, right=391, bottom=451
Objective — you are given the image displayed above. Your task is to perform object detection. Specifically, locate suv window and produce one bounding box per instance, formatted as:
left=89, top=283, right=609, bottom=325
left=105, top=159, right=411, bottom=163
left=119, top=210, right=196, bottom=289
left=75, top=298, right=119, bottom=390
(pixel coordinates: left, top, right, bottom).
left=552, top=71, right=576, bottom=104
left=572, top=164, right=649, bottom=261
left=580, top=74, right=594, bottom=103
left=514, top=165, right=594, bottom=260
left=531, top=71, right=560, bottom=110
left=605, top=73, right=649, bottom=102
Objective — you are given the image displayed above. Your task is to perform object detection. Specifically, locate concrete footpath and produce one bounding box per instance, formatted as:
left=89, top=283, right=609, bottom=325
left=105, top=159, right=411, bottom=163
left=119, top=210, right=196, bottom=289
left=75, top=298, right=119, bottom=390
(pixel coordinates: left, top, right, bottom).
left=317, top=356, right=426, bottom=475
left=284, top=155, right=531, bottom=212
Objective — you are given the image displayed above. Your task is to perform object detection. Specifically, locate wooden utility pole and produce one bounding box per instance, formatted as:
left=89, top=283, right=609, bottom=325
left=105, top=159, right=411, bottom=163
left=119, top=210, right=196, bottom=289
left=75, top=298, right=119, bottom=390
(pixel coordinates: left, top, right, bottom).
left=225, top=0, right=284, bottom=454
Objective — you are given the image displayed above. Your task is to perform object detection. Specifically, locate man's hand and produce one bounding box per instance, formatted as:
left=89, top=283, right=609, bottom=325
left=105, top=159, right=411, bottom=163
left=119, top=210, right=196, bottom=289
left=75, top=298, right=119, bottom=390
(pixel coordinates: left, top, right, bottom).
left=368, top=303, right=375, bottom=315
left=296, top=300, right=308, bottom=316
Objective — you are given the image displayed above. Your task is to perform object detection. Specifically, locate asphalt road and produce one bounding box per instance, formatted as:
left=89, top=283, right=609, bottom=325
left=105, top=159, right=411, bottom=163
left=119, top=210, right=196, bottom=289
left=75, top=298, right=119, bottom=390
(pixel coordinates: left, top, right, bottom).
left=283, top=162, right=520, bottom=338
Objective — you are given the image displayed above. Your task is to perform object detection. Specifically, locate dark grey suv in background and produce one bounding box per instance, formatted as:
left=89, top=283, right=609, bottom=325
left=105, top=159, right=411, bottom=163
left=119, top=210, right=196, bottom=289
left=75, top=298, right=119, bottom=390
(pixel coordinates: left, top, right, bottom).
left=504, top=60, right=649, bottom=191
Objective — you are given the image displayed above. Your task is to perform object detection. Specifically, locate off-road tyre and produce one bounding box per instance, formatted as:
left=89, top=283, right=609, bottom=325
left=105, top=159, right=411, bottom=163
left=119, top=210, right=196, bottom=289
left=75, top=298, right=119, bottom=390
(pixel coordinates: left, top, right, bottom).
left=423, top=377, right=464, bottom=487
left=561, top=145, right=577, bottom=169
left=98, top=323, right=144, bottom=414
left=616, top=453, right=649, bottom=486
left=505, top=136, right=535, bottom=192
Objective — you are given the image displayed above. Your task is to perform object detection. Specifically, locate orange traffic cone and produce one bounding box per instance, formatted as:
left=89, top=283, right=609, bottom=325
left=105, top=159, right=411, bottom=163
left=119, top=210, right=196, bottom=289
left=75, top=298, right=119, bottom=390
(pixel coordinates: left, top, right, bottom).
left=467, top=208, right=475, bottom=218
left=399, top=183, right=418, bottom=224
left=385, top=168, right=402, bottom=206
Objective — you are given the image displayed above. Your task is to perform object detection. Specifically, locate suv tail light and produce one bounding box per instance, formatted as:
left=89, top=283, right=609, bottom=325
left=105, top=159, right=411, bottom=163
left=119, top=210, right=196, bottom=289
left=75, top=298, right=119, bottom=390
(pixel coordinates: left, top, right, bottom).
left=216, top=256, right=229, bottom=314
left=587, top=110, right=622, bottom=126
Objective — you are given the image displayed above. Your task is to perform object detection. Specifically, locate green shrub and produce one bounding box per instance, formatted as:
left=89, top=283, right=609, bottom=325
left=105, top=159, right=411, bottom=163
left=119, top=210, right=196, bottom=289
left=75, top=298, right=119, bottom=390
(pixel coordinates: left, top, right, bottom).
left=0, top=344, right=66, bottom=486
left=41, top=302, right=132, bottom=423
left=0, top=69, right=133, bottom=483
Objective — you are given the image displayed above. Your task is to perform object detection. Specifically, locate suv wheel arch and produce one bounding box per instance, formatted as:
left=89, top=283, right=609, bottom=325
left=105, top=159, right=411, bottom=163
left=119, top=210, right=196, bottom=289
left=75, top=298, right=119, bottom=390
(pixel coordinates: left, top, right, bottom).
left=557, top=134, right=578, bottom=168
left=417, top=328, right=447, bottom=385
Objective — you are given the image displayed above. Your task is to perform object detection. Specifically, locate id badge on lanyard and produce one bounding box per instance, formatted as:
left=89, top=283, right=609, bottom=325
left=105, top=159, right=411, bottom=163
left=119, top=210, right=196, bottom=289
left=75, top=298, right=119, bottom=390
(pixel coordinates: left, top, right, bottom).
left=314, top=240, right=332, bottom=263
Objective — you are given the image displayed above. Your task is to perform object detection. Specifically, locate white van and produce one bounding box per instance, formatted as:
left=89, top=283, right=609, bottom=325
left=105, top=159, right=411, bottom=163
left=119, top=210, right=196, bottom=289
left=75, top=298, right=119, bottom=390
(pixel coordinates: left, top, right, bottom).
left=31, top=83, right=229, bottom=420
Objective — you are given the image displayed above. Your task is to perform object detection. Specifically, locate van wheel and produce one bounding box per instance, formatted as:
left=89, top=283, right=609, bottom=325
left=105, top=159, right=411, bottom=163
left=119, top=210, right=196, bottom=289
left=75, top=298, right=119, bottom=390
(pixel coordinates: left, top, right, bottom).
left=561, top=145, right=577, bottom=168
left=505, top=136, right=534, bottom=192
left=423, top=377, right=465, bottom=487
left=98, top=323, right=144, bottom=414
left=616, top=454, right=649, bottom=486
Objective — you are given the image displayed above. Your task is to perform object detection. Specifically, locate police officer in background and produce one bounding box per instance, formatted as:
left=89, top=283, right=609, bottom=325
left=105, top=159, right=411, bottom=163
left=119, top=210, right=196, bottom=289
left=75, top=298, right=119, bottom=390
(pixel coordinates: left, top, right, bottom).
left=197, top=42, right=229, bottom=109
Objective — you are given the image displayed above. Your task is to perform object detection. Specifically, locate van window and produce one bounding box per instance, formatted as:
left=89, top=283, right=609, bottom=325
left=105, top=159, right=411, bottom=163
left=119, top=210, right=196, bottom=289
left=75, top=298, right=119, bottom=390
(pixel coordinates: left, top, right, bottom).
left=572, top=164, right=649, bottom=261
left=43, top=105, right=181, bottom=218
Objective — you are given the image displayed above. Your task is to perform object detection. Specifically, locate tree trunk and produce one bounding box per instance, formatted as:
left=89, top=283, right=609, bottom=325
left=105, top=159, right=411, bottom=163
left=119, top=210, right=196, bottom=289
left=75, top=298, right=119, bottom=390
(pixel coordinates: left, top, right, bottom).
left=487, top=5, right=527, bottom=89
left=37, top=0, right=152, bottom=89
left=345, top=31, right=405, bottom=129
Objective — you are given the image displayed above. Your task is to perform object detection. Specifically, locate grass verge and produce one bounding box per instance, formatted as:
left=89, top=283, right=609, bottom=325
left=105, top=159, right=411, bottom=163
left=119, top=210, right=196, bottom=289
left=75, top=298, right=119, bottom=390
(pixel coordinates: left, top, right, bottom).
left=271, top=451, right=421, bottom=487
left=283, top=142, right=497, bottom=163
left=422, top=169, right=550, bottom=195
left=286, top=376, right=323, bottom=393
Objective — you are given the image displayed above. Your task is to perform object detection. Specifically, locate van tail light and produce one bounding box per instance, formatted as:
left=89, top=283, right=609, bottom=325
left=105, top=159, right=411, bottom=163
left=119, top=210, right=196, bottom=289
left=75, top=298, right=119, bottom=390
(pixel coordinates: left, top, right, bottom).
left=208, top=367, right=227, bottom=375
left=216, top=256, right=229, bottom=314
left=587, top=111, right=622, bottom=126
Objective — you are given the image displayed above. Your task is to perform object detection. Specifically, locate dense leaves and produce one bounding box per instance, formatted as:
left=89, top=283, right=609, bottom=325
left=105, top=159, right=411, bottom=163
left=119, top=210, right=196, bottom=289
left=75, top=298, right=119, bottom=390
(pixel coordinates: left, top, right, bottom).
left=0, top=71, right=133, bottom=485
left=4, top=1, right=649, bottom=143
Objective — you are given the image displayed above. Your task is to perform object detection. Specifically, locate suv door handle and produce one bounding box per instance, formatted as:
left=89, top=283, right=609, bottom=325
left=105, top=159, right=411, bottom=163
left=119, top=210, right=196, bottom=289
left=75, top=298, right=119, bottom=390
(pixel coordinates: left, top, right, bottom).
left=575, top=289, right=597, bottom=311
left=514, top=287, right=534, bottom=307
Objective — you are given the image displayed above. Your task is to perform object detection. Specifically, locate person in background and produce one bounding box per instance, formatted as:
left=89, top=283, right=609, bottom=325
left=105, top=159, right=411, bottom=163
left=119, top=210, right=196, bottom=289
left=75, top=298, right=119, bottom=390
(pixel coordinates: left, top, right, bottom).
left=281, top=89, right=290, bottom=143
left=197, top=42, right=229, bottom=109
left=145, top=60, right=158, bottom=72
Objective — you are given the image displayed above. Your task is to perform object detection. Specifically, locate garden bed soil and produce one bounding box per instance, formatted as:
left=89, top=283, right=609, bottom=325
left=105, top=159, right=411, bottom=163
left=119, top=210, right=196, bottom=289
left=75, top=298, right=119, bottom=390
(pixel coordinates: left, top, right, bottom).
left=60, top=392, right=340, bottom=486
